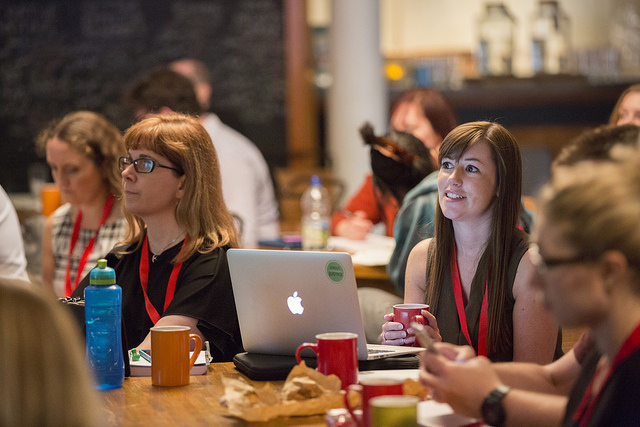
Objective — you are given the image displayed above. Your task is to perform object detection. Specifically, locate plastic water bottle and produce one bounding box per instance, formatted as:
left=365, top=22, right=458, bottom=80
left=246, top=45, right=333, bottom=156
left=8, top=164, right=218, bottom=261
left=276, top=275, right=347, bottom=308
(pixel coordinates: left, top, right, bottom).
left=85, top=259, right=124, bottom=390
left=301, top=175, right=331, bottom=250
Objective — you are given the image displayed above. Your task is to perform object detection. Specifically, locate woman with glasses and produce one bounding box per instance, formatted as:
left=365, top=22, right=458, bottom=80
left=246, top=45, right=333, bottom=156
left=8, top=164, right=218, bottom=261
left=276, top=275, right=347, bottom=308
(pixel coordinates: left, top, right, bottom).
left=381, top=122, right=561, bottom=363
left=37, top=111, right=127, bottom=297
left=419, top=150, right=640, bottom=427
left=330, top=88, right=456, bottom=240
left=71, top=113, right=243, bottom=360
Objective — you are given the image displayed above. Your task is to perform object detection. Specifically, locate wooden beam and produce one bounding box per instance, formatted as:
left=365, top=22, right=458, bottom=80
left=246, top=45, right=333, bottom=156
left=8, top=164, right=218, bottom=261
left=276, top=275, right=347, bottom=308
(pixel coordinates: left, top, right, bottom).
left=284, top=0, right=320, bottom=168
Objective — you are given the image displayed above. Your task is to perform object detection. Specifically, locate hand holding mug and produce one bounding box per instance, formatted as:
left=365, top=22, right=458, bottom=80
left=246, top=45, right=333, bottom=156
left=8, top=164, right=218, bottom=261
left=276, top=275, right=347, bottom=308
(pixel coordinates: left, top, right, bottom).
left=381, top=304, right=433, bottom=347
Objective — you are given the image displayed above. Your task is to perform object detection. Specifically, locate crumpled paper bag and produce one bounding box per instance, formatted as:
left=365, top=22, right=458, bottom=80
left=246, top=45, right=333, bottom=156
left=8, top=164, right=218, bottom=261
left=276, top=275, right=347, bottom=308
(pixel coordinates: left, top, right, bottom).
left=220, top=361, right=344, bottom=422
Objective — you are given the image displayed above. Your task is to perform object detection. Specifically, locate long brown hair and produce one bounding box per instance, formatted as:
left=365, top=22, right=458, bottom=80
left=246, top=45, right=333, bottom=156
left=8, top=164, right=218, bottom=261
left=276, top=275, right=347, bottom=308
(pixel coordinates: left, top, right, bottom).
left=120, top=113, right=238, bottom=262
left=426, top=121, right=522, bottom=356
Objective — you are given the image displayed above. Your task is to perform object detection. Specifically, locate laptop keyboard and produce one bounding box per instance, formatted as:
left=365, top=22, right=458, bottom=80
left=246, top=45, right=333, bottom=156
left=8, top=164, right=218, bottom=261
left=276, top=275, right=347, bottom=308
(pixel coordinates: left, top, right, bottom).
left=368, top=348, right=394, bottom=354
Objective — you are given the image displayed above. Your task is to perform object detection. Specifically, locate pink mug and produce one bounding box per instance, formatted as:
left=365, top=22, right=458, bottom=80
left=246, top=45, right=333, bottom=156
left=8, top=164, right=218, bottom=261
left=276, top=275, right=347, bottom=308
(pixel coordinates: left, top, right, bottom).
left=345, top=377, right=404, bottom=427
left=393, top=304, right=429, bottom=347
left=295, top=332, right=358, bottom=389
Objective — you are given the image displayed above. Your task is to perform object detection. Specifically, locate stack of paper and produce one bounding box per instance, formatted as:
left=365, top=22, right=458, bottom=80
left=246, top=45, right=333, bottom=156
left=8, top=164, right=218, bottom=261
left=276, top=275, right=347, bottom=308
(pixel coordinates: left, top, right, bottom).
left=328, top=234, right=396, bottom=266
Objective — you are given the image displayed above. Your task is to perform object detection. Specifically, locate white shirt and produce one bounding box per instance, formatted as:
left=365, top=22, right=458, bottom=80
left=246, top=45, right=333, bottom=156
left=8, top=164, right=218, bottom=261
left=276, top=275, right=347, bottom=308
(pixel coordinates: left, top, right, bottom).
left=201, top=114, right=280, bottom=247
left=0, top=186, right=29, bottom=281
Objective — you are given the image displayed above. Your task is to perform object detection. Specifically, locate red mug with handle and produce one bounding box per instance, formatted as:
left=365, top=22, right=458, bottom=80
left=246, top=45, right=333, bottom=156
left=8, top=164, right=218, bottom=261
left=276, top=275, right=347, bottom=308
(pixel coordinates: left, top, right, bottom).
left=295, top=332, right=358, bottom=389
left=345, top=377, right=404, bottom=427
left=392, top=304, right=429, bottom=347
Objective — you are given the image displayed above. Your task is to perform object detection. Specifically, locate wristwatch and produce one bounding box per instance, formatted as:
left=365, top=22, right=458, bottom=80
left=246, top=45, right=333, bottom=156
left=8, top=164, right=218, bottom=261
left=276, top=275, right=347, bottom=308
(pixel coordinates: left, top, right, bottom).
left=481, top=385, right=511, bottom=427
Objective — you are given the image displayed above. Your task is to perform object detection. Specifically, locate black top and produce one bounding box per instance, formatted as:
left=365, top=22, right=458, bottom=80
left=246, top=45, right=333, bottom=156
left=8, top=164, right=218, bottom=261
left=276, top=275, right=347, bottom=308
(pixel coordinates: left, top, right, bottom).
left=563, top=347, right=640, bottom=427
left=72, top=240, right=244, bottom=362
left=427, top=229, right=562, bottom=361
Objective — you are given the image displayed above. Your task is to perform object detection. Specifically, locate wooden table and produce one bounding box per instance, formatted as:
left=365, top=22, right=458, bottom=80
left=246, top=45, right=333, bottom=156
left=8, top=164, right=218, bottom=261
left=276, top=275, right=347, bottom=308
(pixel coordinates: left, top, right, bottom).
left=101, top=363, right=326, bottom=426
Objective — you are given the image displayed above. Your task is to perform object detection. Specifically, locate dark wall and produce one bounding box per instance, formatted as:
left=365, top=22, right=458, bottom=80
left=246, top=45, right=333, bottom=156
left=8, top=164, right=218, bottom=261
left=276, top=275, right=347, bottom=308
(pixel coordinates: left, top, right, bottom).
left=0, top=0, right=286, bottom=192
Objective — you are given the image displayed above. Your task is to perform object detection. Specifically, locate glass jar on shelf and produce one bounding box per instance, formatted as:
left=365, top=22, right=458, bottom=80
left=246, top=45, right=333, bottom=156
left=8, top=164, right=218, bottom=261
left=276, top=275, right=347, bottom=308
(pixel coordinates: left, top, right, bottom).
left=531, top=0, right=571, bottom=75
left=477, top=3, right=516, bottom=77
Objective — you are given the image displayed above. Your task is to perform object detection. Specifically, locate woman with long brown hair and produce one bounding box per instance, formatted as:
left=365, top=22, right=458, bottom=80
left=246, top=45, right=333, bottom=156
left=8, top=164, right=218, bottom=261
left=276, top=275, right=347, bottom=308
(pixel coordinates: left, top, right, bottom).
left=382, top=121, right=560, bottom=363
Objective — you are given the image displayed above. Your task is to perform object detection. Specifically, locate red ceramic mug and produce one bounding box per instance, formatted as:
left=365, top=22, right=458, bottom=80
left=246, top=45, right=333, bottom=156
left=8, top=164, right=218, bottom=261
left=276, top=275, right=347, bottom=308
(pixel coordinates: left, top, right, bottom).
left=295, top=332, right=358, bottom=389
left=345, top=377, right=404, bottom=427
left=392, top=304, right=429, bottom=347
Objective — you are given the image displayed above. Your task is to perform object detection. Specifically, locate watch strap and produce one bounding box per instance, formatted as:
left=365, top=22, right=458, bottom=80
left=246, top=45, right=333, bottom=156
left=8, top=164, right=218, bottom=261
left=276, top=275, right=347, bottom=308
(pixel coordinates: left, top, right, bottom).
left=481, top=385, right=511, bottom=427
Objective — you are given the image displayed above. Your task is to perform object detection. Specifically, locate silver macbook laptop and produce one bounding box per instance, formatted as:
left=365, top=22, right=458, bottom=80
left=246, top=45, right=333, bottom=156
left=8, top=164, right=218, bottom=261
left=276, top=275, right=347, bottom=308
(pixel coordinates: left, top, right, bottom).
left=227, top=249, right=424, bottom=360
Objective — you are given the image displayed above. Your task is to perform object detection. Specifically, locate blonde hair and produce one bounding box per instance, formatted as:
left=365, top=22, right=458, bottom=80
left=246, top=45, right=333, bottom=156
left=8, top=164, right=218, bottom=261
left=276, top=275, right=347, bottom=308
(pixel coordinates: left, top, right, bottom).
left=0, top=281, right=101, bottom=426
left=538, top=155, right=640, bottom=285
left=36, top=111, right=125, bottom=198
left=120, top=113, right=239, bottom=262
left=609, top=84, right=640, bottom=125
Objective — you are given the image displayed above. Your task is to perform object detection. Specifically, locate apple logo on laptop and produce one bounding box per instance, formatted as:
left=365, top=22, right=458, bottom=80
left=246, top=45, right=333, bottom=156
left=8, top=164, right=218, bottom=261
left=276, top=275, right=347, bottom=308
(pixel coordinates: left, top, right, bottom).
left=287, top=291, right=304, bottom=315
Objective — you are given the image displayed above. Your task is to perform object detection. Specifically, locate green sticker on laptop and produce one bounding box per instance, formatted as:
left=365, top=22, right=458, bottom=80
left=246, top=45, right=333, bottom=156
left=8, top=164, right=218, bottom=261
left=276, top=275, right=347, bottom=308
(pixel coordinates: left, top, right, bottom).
left=326, top=260, right=344, bottom=283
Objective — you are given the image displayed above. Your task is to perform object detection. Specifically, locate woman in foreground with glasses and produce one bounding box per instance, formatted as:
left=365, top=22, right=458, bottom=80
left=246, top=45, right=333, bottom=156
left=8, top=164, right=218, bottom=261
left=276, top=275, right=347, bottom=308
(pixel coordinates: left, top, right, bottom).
left=72, top=113, right=243, bottom=361
left=382, top=122, right=561, bottom=363
left=419, top=149, right=640, bottom=426
left=38, top=111, right=127, bottom=297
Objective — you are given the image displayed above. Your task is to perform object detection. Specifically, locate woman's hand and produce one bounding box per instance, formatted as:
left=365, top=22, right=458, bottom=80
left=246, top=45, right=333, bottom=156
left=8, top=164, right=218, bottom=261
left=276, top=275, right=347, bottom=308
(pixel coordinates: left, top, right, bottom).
left=420, top=349, right=503, bottom=419
left=380, top=313, right=408, bottom=345
left=334, top=211, right=373, bottom=240
left=434, top=342, right=476, bottom=362
left=380, top=309, right=441, bottom=346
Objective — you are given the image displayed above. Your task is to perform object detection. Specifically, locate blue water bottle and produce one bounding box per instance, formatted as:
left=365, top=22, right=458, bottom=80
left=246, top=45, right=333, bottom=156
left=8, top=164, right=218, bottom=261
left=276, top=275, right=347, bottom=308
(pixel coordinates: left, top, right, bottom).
left=85, top=259, right=124, bottom=390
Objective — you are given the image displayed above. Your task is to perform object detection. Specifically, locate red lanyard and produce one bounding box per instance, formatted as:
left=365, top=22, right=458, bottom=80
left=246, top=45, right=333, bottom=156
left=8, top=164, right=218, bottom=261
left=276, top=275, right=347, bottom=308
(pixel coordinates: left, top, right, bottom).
left=572, top=320, right=640, bottom=427
left=139, top=234, right=186, bottom=324
left=450, top=245, right=488, bottom=357
left=64, top=194, right=115, bottom=296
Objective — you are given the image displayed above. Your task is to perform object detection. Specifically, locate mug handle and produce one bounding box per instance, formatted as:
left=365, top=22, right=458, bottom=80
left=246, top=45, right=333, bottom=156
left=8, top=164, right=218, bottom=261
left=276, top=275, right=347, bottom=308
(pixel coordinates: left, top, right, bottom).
left=295, top=342, right=318, bottom=363
left=344, top=384, right=364, bottom=427
left=188, top=334, right=203, bottom=369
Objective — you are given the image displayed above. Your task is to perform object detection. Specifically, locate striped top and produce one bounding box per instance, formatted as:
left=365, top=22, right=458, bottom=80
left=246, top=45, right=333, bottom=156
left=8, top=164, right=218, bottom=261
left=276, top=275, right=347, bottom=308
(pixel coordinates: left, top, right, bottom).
left=50, top=203, right=127, bottom=297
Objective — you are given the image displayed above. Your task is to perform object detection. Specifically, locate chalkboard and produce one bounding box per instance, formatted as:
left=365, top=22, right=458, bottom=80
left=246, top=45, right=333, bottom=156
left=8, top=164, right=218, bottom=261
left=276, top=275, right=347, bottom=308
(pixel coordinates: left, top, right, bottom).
left=0, top=0, right=286, bottom=193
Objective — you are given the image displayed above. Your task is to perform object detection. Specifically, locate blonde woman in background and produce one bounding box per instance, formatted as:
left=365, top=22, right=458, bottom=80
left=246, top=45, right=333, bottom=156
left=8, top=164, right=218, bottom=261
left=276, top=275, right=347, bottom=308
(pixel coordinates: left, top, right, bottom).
left=0, top=279, right=100, bottom=426
left=609, top=83, right=640, bottom=126
left=37, top=111, right=127, bottom=297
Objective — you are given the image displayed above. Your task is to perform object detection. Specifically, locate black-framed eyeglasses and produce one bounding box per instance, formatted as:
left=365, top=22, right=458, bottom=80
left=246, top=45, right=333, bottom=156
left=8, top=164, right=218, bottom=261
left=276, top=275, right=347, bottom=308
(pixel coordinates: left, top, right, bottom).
left=118, top=156, right=182, bottom=174
left=529, top=242, right=590, bottom=271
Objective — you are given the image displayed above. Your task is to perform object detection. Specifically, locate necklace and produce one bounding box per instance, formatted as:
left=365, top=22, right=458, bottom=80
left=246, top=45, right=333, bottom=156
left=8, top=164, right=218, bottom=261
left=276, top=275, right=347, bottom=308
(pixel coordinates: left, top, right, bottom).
left=150, top=232, right=186, bottom=263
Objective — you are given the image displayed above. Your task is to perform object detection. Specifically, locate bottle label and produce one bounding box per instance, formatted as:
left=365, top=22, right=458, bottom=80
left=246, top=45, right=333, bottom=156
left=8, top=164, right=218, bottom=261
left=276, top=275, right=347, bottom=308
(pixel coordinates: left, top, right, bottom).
left=301, top=220, right=329, bottom=250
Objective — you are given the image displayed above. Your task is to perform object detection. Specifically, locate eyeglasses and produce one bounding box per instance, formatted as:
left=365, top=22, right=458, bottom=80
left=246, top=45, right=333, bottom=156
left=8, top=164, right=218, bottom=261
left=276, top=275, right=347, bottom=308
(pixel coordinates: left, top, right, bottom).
left=529, top=242, right=590, bottom=272
left=118, top=156, right=182, bottom=174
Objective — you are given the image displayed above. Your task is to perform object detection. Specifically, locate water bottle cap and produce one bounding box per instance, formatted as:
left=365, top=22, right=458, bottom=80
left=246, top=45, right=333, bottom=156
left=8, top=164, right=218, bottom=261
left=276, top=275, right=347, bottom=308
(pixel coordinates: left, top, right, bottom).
left=310, top=174, right=322, bottom=186
left=90, top=258, right=116, bottom=285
